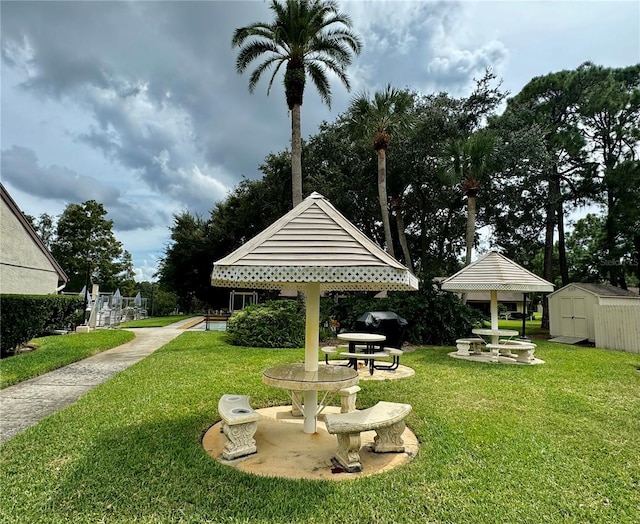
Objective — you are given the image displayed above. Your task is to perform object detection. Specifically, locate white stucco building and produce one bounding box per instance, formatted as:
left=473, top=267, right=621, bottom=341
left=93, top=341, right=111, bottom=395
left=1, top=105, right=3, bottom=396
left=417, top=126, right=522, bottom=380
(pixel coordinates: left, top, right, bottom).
left=0, top=184, right=67, bottom=295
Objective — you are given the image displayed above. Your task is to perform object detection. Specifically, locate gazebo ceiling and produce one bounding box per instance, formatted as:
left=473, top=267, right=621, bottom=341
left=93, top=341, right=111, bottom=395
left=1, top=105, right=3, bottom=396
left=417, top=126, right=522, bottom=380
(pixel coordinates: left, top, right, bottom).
left=211, top=192, right=418, bottom=292
left=441, top=251, right=554, bottom=293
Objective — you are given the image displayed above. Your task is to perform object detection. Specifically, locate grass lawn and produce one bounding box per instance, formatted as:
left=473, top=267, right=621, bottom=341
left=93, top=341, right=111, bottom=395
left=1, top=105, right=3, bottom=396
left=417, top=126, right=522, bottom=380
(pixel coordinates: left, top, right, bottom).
left=496, top=318, right=549, bottom=338
left=0, top=330, right=135, bottom=389
left=119, top=314, right=194, bottom=328
left=1, top=332, right=638, bottom=523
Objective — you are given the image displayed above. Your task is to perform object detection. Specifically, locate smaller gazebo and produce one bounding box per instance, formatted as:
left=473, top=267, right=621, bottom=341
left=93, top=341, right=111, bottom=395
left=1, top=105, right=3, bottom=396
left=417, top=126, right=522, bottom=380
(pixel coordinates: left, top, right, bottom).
left=441, top=251, right=554, bottom=338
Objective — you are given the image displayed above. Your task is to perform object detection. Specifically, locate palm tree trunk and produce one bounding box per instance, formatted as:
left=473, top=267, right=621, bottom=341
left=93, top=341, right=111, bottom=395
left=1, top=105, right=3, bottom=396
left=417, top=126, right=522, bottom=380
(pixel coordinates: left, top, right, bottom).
left=291, top=104, right=303, bottom=207
left=377, top=148, right=395, bottom=257
left=464, top=194, right=476, bottom=266
left=393, top=195, right=413, bottom=271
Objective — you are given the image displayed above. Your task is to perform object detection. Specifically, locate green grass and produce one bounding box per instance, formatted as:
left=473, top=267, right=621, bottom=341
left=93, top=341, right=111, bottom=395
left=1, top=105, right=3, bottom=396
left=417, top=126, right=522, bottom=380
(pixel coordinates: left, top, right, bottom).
left=1, top=332, right=638, bottom=523
left=493, top=318, right=548, bottom=338
left=119, top=314, right=194, bottom=328
left=0, top=330, right=135, bottom=389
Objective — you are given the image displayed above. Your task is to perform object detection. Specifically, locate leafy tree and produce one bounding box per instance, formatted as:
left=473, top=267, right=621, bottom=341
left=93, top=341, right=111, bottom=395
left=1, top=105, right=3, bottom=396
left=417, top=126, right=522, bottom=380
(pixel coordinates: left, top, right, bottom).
left=232, top=0, right=362, bottom=207
left=565, top=213, right=609, bottom=283
left=507, top=69, right=593, bottom=290
left=50, top=201, right=132, bottom=292
left=575, top=63, right=640, bottom=287
left=346, top=85, right=414, bottom=259
left=24, top=213, right=56, bottom=249
left=35, top=213, right=56, bottom=250
left=405, top=93, right=468, bottom=276
left=157, top=212, right=213, bottom=313
left=485, top=108, right=551, bottom=267
left=133, top=281, right=178, bottom=317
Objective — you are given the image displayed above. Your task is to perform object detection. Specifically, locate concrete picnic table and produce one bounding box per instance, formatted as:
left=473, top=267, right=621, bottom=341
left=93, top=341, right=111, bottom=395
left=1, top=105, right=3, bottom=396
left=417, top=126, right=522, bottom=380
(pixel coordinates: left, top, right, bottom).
left=472, top=328, right=519, bottom=345
left=262, top=363, right=358, bottom=429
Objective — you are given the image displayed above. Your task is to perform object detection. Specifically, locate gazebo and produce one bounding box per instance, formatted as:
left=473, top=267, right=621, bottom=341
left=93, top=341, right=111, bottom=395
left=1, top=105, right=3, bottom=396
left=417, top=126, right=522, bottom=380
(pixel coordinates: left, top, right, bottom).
left=441, top=251, right=554, bottom=340
left=211, top=192, right=418, bottom=433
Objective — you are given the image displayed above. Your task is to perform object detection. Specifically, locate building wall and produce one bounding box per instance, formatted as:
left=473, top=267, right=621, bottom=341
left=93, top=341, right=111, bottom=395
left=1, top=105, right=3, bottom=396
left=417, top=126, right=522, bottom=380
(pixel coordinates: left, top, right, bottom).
left=594, top=305, right=640, bottom=353
left=0, top=199, right=60, bottom=295
left=599, top=297, right=640, bottom=306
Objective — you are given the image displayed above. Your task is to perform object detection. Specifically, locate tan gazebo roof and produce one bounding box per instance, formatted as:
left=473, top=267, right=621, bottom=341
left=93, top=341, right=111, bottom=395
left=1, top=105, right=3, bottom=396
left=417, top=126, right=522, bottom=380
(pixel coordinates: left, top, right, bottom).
left=441, top=251, right=554, bottom=293
left=211, top=192, right=418, bottom=292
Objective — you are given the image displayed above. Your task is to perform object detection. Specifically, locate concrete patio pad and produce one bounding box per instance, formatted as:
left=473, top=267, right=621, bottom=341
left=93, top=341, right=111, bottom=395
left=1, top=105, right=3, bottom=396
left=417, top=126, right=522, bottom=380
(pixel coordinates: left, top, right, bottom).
left=448, top=352, right=545, bottom=365
left=203, top=405, right=419, bottom=481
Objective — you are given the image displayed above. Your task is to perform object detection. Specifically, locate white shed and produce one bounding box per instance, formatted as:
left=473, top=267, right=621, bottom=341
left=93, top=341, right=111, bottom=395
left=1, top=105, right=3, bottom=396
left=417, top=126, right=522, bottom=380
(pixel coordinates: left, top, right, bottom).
left=548, top=283, right=640, bottom=346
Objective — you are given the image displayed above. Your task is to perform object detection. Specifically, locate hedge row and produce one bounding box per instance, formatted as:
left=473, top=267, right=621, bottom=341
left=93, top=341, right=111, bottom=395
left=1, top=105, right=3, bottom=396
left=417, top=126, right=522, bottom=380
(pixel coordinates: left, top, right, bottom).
left=328, top=286, right=484, bottom=346
left=0, top=295, right=84, bottom=358
left=225, top=284, right=483, bottom=349
left=226, top=300, right=305, bottom=348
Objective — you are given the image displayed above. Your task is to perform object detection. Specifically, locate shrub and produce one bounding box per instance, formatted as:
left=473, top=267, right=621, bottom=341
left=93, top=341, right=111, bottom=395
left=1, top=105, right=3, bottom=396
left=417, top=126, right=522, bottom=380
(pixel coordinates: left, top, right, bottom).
left=0, top=295, right=84, bottom=358
left=226, top=300, right=305, bottom=348
left=327, top=280, right=484, bottom=346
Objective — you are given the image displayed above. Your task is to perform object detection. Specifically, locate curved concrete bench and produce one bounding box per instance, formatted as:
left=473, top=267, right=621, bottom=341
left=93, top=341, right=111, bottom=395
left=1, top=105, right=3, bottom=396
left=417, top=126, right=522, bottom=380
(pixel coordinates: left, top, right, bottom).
left=218, top=394, right=261, bottom=460
left=324, top=401, right=412, bottom=472
left=456, top=338, right=485, bottom=356
left=486, top=343, right=536, bottom=363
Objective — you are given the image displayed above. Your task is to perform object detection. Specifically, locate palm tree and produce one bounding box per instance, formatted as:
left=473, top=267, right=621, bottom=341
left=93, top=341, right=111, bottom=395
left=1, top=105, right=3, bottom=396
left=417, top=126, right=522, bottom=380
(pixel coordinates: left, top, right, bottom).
left=347, top=85, right=414, bottom=258
left=443, top=129, right=497, bottom=266
left=232, top=0, right=362, bottom=208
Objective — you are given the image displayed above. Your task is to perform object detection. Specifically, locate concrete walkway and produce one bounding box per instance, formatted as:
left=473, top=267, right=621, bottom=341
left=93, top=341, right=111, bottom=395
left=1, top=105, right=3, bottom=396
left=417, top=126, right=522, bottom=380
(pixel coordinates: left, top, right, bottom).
left=0, top=320, right=192, bottom=443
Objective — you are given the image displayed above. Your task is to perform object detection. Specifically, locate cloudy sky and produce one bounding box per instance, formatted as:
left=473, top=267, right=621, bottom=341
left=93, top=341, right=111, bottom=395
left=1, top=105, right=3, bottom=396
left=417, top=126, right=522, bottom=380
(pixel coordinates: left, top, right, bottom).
left=2, top=0, right=639, bottom=282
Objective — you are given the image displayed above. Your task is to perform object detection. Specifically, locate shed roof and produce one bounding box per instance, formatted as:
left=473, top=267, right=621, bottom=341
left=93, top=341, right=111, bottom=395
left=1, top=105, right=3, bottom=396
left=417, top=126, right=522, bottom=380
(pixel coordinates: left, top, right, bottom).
left=211, top=192, right=419, bottom=292
left=549, top=282, right=640, bottom=298
left=441, top=251, right=554, bottom=293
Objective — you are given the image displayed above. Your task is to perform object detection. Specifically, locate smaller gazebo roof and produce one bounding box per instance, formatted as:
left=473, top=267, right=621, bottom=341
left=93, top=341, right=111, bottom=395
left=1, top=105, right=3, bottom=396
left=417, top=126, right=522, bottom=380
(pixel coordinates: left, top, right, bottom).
left=441, top=251, right=554, bottom=293
left=211, top=192, right=418, bottom=292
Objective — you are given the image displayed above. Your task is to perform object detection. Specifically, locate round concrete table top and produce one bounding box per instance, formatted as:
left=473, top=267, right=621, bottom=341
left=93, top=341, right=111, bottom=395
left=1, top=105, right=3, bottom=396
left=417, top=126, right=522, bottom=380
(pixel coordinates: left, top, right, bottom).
left=262, top=363, right=358, bottom=391
left=337, top=332, right=386, bottom=343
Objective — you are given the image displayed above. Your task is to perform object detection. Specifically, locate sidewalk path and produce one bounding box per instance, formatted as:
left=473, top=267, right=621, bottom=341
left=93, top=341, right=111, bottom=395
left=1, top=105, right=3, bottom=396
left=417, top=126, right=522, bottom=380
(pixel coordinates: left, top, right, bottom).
left=0, top=320, right=192, bottom=443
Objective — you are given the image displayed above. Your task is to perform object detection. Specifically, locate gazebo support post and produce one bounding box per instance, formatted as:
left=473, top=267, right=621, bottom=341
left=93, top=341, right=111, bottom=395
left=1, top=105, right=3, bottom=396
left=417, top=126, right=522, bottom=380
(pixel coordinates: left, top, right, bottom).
left=303, top=282, right=320, bottom=434
left=490, top=290, right=499, bottom=344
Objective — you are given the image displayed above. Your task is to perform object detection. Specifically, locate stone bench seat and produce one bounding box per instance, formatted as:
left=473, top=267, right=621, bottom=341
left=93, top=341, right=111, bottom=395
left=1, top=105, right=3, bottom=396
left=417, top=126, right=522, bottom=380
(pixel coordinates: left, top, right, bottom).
left=455, top=338, right=485, bottom=356
left=218, top=394, right=261, bottom=460
left=290, top=385, right=361, bottom=417
left=486, top=343, right=536, bottom=364
left=324, top=401, right=412, bottom=472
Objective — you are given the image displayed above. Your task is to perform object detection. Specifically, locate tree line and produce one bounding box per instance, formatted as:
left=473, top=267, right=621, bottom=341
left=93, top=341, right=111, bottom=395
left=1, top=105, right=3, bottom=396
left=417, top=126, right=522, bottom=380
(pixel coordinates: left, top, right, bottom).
left=159, top=63, right=639, bottom=324
left=27, top=201, right=177, bottom=315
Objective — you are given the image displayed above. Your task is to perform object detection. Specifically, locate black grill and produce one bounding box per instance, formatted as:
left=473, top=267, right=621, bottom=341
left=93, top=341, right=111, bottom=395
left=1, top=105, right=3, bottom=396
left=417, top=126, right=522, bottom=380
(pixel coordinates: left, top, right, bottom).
left=354, top=311, right=408, bottom=349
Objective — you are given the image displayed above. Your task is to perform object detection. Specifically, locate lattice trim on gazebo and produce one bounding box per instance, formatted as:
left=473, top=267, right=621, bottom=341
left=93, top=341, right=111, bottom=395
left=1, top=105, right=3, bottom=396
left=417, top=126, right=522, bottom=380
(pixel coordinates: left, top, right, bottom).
left=211, top=265, right=419, bottom=291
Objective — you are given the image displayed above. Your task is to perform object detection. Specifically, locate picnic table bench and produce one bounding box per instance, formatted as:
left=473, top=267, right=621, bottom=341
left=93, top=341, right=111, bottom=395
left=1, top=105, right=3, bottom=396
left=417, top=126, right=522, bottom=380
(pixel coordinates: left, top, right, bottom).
left=486, top=341, right=537, bottom=363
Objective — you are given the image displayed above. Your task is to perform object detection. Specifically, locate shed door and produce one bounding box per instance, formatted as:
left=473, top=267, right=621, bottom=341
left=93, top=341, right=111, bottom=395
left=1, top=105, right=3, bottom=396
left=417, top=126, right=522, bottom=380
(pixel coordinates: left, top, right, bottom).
left=560, top=296, right=588, bottom=338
